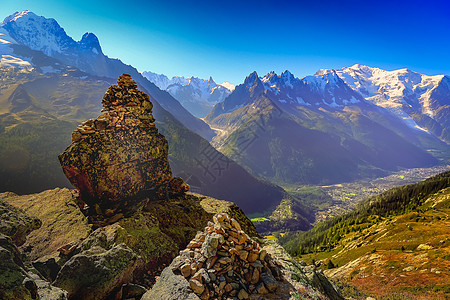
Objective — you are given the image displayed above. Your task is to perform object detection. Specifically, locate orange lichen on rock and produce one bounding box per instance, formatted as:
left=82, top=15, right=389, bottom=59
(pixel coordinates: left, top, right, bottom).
left=58, top=74, right=188, bottom=223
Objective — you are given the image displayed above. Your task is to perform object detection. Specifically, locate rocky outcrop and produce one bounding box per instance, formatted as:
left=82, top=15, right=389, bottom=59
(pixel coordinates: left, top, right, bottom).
left=0, top=197, right=67, bottom=300
left=50, top=194, right=258, bottom=299
left=0, top=197, right=41, bottom=246
left=1, top=188, right=91, bottom=261
left=4, top=187, right=258, bottom=299
left=0, top=233, right=37, bottom=300
left=144, top=213, right=342, bottom=300
left=261, top=239, right=343, bottom=300
left=304, top=267, right=343, bottom=300
left=58, top=74, right=188, bottom=224
left=54, top=243, right=139, bottom=300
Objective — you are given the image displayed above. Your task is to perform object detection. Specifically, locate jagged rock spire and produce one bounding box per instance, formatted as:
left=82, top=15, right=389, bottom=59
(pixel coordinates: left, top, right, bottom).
left=59, top=74, right=188, bottom=226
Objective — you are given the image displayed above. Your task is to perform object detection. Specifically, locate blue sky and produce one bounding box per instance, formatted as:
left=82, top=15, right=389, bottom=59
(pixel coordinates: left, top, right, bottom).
left=2, top=0, right=450, bottom=84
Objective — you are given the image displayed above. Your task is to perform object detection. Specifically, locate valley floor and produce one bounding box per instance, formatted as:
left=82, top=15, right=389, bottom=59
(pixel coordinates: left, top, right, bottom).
left=290, top=165, right=450, bottom=223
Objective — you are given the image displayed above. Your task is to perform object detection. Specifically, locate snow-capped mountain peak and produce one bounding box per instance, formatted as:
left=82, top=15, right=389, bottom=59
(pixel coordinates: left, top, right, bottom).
left=143, top=71, right=233, bottom=117
left=220, top=82, right=235, bottom=91
left=335, top=64, right=446, bottom=117
left=281, top=70, right=293, bottom=77
left=1, top=10, right=74, bottom=56
left=313, top=68, right=330, bottom=76
left=304, top=69, right=343, bottom=90
left=348, top=63, right=374, bottom=72
left=1, top=10, right=106, bottom=66
left=261, top=71, right=277, bottom=85
left=244, top=71, right=260, bottom=87
left=280, top=70, right=295, bottom=88
left=1, top=10, right=34, bottom=25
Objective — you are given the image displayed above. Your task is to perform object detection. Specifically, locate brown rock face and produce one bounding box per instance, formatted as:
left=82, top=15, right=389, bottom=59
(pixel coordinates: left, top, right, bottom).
left=59, top=74, right=188, bottom=219
left=1, top=188, right=90, bottom=260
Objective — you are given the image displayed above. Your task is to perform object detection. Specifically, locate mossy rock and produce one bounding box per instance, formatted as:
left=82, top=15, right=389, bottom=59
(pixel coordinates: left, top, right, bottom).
left=55, top=192, right=257, bottom=299
left=4, top=188, right=258, bottom=300
left=0, top=198, right=41, bottom=246
left=1, top=188, right=91, bottom=261
left=0, top=234, right=35, bottom=300
left=53, top=244, right=138, bottom=300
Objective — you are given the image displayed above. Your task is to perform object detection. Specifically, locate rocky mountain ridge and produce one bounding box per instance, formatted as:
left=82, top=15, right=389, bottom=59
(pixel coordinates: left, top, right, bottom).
left=330, top=64, right=450, bottom=143
left=205, top=69, right=446, bottom=186
left=0, top=10, right=214, bottom=141
left=143, top=71, right=233, bottom=118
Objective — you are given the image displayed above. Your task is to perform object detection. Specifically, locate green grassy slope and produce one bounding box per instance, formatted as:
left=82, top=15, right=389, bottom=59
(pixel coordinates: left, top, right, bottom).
left=280, top=171, right=450, bottom=299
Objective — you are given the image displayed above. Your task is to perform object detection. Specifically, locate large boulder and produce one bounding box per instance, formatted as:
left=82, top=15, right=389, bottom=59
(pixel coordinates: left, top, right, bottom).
left=58, top=74, right=188, bottom=223
left=142, top=266, right=200, bottom=300
left=53, top=243, right=139, bottom=300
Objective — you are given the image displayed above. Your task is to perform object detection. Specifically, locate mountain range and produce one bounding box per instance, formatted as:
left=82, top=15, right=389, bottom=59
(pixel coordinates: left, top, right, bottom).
left=1, top=10, right=214, bottom=140
left=1, top=10, right=449, bottom=215
left=143, top=71, right=234, bottom=118
left=331, top=64, right=450, bottom=143
left=0, top=10, right=287, bottom=215
left=1, top=9, right=448, bottom=300
left=204, top=68, right=449, bottom=185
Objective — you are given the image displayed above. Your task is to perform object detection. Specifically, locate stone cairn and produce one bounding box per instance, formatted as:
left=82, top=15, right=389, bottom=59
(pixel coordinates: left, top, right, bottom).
left=59, top=74, right=188, bottom=224
left=171, top=213, right=282, bottom=299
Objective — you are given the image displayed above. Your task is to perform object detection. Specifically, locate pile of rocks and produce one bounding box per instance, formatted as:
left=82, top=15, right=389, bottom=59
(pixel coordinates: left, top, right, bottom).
left=59, top=74, right=188, bottom=224
left=72, top=74, right=157, bottom=141
left=171, top=213, right=282, bottom=299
